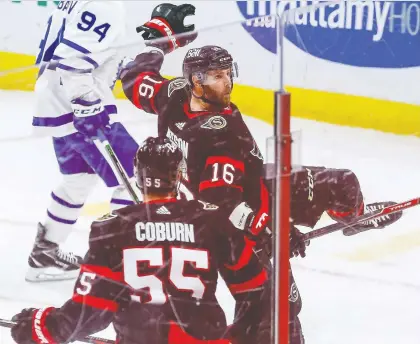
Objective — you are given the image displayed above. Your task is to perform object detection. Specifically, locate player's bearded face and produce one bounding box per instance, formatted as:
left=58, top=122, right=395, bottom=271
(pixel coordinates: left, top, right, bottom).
left=201, top=69, right=232, bottom=107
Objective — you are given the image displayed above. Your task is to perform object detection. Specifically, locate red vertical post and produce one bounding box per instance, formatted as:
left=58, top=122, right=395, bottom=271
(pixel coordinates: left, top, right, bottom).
left=274, top=91, right=291, bottom=344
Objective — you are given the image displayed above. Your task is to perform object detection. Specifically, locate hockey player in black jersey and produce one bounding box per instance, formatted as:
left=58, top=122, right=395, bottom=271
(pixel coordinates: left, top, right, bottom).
left=11, top=136, right=270, bottom=344
left=120, top=4, right=403, bottom=343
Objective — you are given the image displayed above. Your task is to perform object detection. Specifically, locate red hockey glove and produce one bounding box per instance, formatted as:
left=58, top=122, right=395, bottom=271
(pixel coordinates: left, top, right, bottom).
left=11, top=307, right=57, bottom=344
left=136, top=3, right=197, bottom=54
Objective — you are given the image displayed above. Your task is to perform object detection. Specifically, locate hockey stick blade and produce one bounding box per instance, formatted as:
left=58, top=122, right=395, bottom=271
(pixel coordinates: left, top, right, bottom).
left=303, top=197, right=420, bottom=241
left=0, top=319, right=115, bottom=344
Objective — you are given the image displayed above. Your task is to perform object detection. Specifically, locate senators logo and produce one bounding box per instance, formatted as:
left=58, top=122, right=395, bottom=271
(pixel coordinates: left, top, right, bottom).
left=201, top=116, right=227, bottom=130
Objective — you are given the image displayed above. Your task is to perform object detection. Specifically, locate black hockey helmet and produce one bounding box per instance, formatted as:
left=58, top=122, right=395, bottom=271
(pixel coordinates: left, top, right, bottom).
left=182, top=45, right=238, bottom=86
left=134, top=136, right=183, bottom=193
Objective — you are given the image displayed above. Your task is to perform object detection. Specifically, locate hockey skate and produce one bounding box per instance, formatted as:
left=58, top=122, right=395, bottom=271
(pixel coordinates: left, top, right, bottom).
left=25, top=223, right=82, bottom=282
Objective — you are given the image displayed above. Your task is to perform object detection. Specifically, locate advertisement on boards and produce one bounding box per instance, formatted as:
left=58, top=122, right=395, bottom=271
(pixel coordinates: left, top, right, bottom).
left=237, top=0, right=420, bottom=68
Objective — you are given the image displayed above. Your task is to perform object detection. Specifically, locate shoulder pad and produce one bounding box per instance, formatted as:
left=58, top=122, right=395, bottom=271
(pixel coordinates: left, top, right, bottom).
left=90, top=211, right=122, bottom=243
left=168, top=78, right=188, bottom=97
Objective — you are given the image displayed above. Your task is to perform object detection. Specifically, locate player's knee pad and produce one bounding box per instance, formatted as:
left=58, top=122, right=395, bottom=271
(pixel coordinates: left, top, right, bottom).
left=110, top=179, right=141, bottom=210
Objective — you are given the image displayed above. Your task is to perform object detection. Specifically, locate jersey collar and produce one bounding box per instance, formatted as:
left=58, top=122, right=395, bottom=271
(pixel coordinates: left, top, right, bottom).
left=143, top=198, right=178, bottom=205
left=183, top=101, right=232, bottom=119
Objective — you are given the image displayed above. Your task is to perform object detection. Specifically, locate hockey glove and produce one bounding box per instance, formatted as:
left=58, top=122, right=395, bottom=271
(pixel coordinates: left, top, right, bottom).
left=136, top=3, right=197, bottom=54
left=72, top=97, right=110, bottom=139
left=290, top=225, right=310, bottom=258
left=11, top=307, right=57, bottom=344
left=228, top=202, right=273, bottom=260
left=342, top=201, right=403, bottom=236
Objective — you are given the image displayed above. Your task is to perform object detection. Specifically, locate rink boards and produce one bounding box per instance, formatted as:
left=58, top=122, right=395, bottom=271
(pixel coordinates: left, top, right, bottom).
left=0, top=90, right=420, bottom=343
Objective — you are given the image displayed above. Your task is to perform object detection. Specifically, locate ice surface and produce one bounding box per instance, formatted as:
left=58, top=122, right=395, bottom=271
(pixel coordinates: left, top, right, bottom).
left=1, top=90, right=420, bottom=343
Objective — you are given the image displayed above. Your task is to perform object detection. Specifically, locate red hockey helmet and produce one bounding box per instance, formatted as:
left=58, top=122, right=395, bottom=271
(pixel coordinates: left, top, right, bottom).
left=182, top=45, right=238, bottom=86
left=134, top=136, right=183, bottom=193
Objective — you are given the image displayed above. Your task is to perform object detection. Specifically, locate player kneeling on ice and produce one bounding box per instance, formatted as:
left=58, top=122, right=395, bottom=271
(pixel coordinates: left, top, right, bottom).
left=11, top=137, right=271, bottom=344
left=255, top=165, right=404, bottom=343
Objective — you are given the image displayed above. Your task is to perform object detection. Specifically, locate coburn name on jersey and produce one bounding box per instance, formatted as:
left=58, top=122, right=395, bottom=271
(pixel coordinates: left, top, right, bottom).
left=135, top=221, right=195, bottom=243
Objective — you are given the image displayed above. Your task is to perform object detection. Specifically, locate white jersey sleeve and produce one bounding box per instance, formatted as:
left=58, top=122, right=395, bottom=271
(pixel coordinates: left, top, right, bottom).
left=53, top=1, right=125, bottom=102
left=33, top=1, right=127, bottom=137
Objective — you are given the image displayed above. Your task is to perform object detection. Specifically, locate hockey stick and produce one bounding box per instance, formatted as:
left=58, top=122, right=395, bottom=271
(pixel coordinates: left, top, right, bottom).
left=303, top=197, right=420, bottom=241
left=0, top=319, right=115, bottom=344
left=96, top=130, right=141, bottom=205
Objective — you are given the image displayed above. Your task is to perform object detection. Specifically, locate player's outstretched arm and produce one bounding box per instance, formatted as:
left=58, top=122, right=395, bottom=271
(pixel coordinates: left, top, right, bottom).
left=11, top=214, right=129, bottom=343
left=307, top=167, right=402, bottom=233
left=120, top=47, right=169, bottom=115
left=121, top=3, right=197, bottom=116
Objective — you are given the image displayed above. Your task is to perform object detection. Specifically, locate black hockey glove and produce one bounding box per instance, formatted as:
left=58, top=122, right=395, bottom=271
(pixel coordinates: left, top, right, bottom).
left=342, top=201, right=403, bottom=236
left=136, top=3, right=197, bottom=54
left=11, top=307, right=57, bottom=344
left=290, top=226, right=310, bottom=258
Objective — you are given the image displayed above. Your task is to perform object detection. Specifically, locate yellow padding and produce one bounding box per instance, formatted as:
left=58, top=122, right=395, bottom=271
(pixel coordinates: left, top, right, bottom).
left=0, top=51, right=419, bottom=136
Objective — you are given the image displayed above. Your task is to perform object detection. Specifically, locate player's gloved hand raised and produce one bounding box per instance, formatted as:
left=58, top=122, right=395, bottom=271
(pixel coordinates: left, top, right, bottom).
left=71, top=97, right=110, bottom=139
left=136, top=3, right=197, bottom=54
left=11, top=307, right=56, bottom=344
left=290, top=225, right=310, bottom=258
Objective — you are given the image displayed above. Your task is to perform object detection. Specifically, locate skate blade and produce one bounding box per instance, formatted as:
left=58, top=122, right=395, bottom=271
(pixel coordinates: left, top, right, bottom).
left=25, top=266, right=80, bottom=282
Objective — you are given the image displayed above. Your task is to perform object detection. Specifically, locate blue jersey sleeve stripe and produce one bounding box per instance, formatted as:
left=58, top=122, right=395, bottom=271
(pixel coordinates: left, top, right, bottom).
left=62, top=38, right=91, bottom=54
left=81, top=55, right=99, bottom=69
left=61, top=39, right=99, bottom=68
left=57, top=63, right=93, bottom=74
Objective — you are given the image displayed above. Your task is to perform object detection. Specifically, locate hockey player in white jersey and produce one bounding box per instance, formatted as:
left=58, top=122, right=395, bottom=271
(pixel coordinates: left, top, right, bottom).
left=27, top=1, right=140, bottom=282
left=27, top=1, right=198, bottom=283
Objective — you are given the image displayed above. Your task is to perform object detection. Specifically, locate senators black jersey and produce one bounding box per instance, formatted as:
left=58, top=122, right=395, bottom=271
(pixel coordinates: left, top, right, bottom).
left=121, top=50, right=270, bottom=236
left=39, top=199, right=268, bottom=344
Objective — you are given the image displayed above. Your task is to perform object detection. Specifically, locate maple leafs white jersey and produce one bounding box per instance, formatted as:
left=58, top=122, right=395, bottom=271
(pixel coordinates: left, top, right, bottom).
left=33, top=1, right=126, bottom=137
